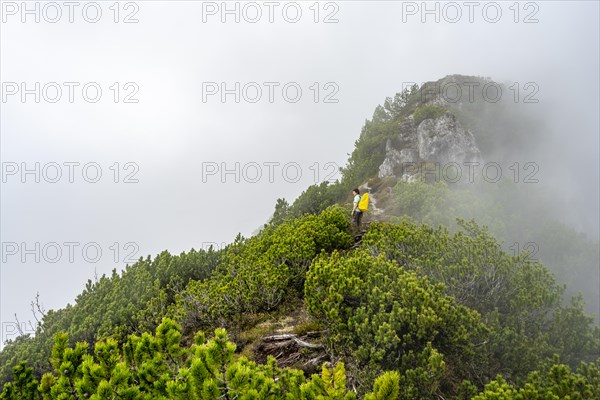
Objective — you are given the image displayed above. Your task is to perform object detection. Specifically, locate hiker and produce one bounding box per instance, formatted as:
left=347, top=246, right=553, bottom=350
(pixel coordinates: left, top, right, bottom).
left=352, top=188, right=363, bottom=231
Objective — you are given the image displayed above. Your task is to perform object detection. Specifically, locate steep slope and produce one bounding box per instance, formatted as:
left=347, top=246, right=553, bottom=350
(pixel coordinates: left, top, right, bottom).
left=282, top=74, right=598, bottom=319
left=1, top=74, right=598, bottom=400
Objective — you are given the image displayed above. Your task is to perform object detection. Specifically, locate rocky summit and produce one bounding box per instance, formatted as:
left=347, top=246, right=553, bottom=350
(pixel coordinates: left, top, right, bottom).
left=379, top=111, right=482, bottom=180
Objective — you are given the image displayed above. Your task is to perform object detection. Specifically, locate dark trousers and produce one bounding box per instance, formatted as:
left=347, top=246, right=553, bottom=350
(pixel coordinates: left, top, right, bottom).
left=353, top=211, right=363, bottom=230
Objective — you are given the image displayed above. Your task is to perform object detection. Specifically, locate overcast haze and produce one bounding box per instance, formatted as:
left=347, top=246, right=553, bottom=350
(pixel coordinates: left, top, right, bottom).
left=1, top=1, right=598, bottom=344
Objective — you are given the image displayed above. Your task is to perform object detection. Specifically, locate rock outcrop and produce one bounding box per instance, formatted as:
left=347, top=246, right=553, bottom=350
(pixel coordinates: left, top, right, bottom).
left=378, top=112, right=482, bottom=181
left=417, top=113, right=482, bottom=166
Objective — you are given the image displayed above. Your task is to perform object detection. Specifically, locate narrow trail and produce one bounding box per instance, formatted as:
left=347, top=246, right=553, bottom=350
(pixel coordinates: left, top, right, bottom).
left=351, top=222, right=370, bottom=249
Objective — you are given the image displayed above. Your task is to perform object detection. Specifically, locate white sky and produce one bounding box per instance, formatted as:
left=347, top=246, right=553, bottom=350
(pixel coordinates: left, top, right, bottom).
left=1, top=0, right=598, bottom=344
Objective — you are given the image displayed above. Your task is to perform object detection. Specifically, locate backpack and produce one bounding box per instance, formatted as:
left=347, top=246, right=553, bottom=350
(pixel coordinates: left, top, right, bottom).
left=358, top=193, right=369, bottom=212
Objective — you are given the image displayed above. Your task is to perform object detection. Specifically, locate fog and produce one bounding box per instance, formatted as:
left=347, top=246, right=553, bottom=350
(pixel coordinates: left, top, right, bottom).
left=1, top=1, right=598, bottom=345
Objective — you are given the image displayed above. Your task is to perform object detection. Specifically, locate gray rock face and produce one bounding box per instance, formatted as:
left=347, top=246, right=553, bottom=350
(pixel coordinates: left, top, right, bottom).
left=378, top=142, right=419, bottom=177
left=378, top=118, right=418, bottom=178
left=417, top=113, right=481, bottom=166
left=378, top=112, right=482, bottom=180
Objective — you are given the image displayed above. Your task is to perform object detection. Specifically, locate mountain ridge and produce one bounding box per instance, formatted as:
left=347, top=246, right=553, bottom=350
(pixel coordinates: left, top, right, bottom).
left=0, top=74, right=598, bottom=400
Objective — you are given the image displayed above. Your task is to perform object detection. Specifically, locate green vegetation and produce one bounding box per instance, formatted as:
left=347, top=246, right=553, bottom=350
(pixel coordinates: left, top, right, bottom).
left=1, top=206, right=598, bottom=399
left=0, top=248, right=222, bottom=387
left=170, top=206, right=354, bottom=336
left=361, top=221, right=598, bottom=381
left=412, top=104, right=447, bottom=126
left=2, top=76, right=598, bottom=399
left=472, top=358, right=600, bottom=399
left=386, top=179, right=600, bottom=318
left=0, top=318, right=402, bottom=400
left=305, top=249, right=485, bottom=396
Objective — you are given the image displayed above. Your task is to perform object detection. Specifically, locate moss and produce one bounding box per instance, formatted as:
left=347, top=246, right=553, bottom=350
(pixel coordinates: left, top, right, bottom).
left=292, top=320, right=323, bottom=336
